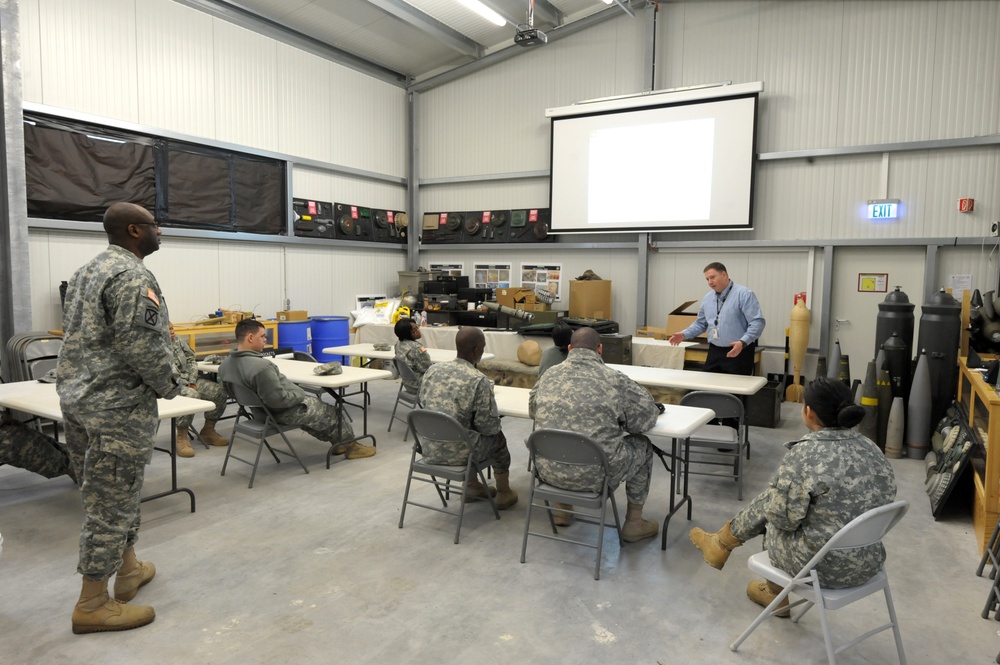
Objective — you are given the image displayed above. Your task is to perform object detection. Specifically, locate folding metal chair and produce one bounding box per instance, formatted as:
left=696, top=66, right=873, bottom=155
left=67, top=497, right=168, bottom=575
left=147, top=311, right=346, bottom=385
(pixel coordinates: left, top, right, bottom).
left=388, top=359, right=420, bottom=441
left=679, top=391, right=748, bottom=500
left=520, top=428, right=622, bottom=580
left=730, top=500, right=910, bottom=664
left=221, top=381, right=309, bottom=488
left=398, top=409, right=499, bottom=544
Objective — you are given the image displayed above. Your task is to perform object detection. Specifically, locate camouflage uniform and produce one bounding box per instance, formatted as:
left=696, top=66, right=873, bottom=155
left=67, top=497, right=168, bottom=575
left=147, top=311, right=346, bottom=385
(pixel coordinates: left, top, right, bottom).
left=170, top=335, right=228, bottom=430
left=730, top=428, right=897, bottom=588
left=417, top=358, right=511, bottom=473
left=0, top=422, right=72, bottom=478
left=529, top=348, right=657, bottom=504
left=57, top=245, right=183, bottom=580
left=394, top=339, right=432, bottom=393
left=218, top=350, right=354, bottom=444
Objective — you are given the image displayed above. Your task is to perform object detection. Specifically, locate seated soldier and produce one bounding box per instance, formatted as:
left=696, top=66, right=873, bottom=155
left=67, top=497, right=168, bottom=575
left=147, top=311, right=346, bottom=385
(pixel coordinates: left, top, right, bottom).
left=418, top=327, right=517, bottom=509
left=394, top=317, right=432, bottom=394
left=218, top=319, right=374, bottom=459
left=169, top=322, right=230, bottom=457
left=529, top=327, right=659, bottom=542
left=0, top=411, right=75, bottom=481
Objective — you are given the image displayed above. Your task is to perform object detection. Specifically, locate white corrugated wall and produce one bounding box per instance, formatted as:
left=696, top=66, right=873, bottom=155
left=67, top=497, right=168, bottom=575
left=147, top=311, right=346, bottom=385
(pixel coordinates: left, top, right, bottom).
left=21, top=0, right=408, bottom=330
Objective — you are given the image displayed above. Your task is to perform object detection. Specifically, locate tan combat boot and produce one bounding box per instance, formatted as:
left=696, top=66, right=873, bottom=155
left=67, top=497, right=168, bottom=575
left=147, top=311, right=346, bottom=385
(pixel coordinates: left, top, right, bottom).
left=176, top=427, right=194, bottom=458
left=72, top=577, right=155, bottom=634
left=552, top=502, right=574, bottom=527
left=689, top=521, right=743, bottom=570
left=113, top=547, right=156, bottom=602
left=746, top=580, right=790, bottom=618
left=463, top=476, right=497, bottom=502
left=621, top=502, right=658, bottom=543
left=199, top=420, right=229, bottom=446
left=344, top=442, right=376, bottom=459
left=493, top=472, right=518, bottom=510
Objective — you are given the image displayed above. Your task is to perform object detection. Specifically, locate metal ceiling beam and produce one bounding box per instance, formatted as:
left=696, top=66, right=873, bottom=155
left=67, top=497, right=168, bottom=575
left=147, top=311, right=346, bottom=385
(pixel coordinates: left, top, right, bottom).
left=362, top=0, right=484, bottom=59
left=410, top=3, right=630, bottom=92
left=174, top=0, right=408, bottom=86
left=500, top=0, right=563, bottom=27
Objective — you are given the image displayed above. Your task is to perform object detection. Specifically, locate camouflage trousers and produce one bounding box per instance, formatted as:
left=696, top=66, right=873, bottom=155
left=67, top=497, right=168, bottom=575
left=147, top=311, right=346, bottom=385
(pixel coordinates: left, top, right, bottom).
left=275, top=394, right=355, bottom=445
left=0, top=422, right=72, bottom=478
left=536, top=434, right=654, bottom=505
left=176, top=378, right=228, bottom=430
left=730, top=488, right=887, bottom=589
left=62, top=393, right=158, bottom=580
left=419, top=431, right=512, bottom=475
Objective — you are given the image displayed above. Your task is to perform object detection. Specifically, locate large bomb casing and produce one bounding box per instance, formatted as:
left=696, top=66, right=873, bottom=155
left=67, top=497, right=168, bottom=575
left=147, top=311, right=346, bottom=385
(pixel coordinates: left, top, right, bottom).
left=876, top=368, right=892, bottom=452
left=859, top=360, right=879, bottom=444
left=874, top=286, right=914, bottom=360
left=828, top=339, right=842, bottom=380
left=906, top=349, right=932, bottom=460
left=885, top=395, right=905, bottom=459
left=916, top=288, right=961, bottom=426
left=882, top=332, right=911, bottom=400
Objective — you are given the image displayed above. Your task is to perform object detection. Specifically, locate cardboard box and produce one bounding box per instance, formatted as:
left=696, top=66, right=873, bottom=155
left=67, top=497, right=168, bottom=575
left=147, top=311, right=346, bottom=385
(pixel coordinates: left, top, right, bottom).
left=569, top=280, right=612, bottom=319
left=516, top=302, right=550, bottom=312
left=496, top=288, right=536, bottom=309
left=636, top=326, right=668, bottom=340
left=666, top=300, right=700, bottom=335
left=276, top=310, right=308, bottom=321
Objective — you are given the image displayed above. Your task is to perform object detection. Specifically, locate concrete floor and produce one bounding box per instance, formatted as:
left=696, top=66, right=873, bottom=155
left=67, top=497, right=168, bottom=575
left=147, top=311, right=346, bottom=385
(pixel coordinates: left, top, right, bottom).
left=0, top=380, right=997, bottom=664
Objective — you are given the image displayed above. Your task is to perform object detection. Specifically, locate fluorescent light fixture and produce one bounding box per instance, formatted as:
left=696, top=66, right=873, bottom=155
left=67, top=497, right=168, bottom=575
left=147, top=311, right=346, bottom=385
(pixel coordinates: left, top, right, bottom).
left=601, top=0, right=614, bottom=4
left=457, top=0, right=506, bottom=26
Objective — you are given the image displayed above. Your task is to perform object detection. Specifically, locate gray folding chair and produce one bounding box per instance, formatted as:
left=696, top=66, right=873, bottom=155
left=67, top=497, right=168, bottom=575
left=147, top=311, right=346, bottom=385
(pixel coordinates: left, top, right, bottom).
left=731, top=500, right=910, bottom=665
left=520, top=428, right=622, bottom=580
left=388, top=359, right=420, bottom=441
left=221, top=381, right=309, bottom=488
left=679, top=391, right=748, bottom=500
left=398, top=409, right=499, bottom=544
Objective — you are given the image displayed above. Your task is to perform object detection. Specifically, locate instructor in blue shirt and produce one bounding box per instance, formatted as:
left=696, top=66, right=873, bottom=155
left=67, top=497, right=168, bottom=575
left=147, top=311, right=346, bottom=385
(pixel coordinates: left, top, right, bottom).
left=669, top=262, right=765, bottom=376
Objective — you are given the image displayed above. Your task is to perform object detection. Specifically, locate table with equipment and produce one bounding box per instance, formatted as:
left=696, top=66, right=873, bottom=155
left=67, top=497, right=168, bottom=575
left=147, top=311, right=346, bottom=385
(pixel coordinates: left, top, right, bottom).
left=0, top=381, right=214, bottom=512
left=321, top=343, right=494, bottom=366
left=492, top=385, right=717, bottom=549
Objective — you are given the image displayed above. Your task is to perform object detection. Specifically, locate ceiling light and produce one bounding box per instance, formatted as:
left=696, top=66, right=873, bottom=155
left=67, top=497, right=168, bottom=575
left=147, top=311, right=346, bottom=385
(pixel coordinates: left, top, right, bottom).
left=601, top=0, right=614, bottom=4
left=457, top=0, right=506, bottom=27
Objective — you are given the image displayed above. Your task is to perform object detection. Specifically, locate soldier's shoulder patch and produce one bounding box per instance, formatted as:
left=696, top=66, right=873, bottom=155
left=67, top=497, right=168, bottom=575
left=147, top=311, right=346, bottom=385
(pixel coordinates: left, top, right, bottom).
left=144, top=287, right=161, bottom=307
left=143, top=307, right=159, bottom=327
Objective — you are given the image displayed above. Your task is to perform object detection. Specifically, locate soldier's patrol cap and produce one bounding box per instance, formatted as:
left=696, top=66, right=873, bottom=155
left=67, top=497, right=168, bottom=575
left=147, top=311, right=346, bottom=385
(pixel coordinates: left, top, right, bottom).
left=313, top=361, right=343, bottom=375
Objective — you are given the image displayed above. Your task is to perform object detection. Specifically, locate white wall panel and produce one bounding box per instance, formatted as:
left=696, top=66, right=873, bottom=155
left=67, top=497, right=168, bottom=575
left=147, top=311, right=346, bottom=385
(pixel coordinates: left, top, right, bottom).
left=135, top=0, right=216, bottom=138
left=292, top=167, right=407, bottom=211
left=659, top=0, right=759, bottom=91
left=418, top=16, right=644, bottom=179
left=284, top=246, right=406, bottom=316
left=212, top=18, right=280, bottom=152
left=36, top=0, right=139, bottom=121
left=936, top=245, right=1000, bottom=300
left=929, top=1, right=1000, bottom=139
left=30, top=231, right=110, bottom=330
left=276, top=43, right=333, bottom=162
left=330, top=68, right=407, bottom=177
left=146, top=238, right=225, bottom=324
left=20, top=0, right=42, bottom=103
left=419, top=180, right=549, bottom=213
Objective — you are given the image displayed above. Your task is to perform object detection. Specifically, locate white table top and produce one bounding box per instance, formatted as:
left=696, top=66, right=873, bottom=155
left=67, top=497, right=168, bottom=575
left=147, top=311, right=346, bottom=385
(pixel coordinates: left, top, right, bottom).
left=606, top=364, right=767, bottom=395
left=321, top=343, right=494, bottom=363
left=0, top=380, right=215, bottom=421
left=198, top=357, right=392, bottom=389
left=493, top=385, right=715, bottom=439
left=631, top=338, right=698, bottom=350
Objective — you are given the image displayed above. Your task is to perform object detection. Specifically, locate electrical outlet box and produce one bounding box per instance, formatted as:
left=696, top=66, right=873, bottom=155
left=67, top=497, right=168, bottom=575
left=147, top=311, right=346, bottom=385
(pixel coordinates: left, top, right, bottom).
left=991, top=221, right=999, bottom=238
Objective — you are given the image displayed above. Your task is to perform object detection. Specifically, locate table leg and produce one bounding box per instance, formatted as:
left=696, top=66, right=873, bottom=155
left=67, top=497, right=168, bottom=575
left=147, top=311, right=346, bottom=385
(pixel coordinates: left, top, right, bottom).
left=659, top=435, right=692, bottom=551
left=143, top=417, right=196, bottom=513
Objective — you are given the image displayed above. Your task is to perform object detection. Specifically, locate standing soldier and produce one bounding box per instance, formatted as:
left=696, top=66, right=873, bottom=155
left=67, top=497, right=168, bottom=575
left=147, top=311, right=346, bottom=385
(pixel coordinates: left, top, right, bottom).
left=168, top=322, right=230, bottom=457
left=57, top=202, right=184, bottom=634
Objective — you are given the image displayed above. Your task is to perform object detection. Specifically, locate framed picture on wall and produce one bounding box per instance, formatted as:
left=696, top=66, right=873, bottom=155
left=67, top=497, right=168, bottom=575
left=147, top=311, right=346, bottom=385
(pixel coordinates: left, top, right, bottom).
left=473, top=262, right=511, bottom=290
left=429, top=262, right=464, bottom=277
left=520, top=262, right=563, bottom=302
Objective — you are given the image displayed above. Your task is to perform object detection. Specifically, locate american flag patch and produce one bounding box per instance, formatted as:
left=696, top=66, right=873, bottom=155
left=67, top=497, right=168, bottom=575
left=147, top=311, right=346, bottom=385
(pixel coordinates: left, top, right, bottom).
left=144, top=288, right=160, bottom=307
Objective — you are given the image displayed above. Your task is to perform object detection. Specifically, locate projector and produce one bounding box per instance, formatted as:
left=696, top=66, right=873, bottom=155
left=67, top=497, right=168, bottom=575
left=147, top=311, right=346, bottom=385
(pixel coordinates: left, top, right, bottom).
left=514, top=28, right=547, bottom=47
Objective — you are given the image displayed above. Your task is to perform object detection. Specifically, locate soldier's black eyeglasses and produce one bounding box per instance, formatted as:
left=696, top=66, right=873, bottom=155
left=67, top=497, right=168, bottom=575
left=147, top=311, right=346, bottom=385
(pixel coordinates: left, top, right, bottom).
left=132, top=221, right=160, bottom=228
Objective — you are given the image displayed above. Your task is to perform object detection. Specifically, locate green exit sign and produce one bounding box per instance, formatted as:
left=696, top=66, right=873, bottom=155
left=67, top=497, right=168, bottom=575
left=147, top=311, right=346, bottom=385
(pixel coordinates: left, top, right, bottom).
left=867, top=199, right=900, bottom=220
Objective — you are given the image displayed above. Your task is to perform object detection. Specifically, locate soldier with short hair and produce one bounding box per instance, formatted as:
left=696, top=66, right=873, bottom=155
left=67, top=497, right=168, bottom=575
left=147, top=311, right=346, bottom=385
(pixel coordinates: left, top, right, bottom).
left=57, top=202, right=185, bottom=634
left=168, top=322, right=230, bottom=457
left=529, top=327, right=660, bottom=542
left=218, top=319, right=373, bottom=459
left=393, top=317, right=431, bottom=394
left=418, top=326, right=517, bottom=509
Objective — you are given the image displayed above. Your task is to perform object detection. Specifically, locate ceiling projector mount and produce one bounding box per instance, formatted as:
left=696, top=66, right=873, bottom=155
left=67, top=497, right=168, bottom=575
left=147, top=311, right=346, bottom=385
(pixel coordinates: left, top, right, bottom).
left=514, top=0, right=547, bottom=47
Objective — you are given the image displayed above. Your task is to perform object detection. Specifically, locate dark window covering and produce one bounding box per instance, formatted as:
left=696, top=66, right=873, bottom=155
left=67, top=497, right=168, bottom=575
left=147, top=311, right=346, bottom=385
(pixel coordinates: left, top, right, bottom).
left=24, top=111, right=286, bottom=235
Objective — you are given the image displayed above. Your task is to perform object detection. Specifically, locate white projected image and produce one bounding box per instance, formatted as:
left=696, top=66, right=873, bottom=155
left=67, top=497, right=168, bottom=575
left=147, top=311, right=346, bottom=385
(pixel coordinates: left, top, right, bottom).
left=588, top=118, right=714, bottom=224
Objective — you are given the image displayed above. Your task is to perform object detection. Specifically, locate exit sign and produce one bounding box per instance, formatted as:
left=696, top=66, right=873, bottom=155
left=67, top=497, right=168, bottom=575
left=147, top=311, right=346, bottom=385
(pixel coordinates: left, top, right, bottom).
left=867, top=199, right=900, bottom=220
